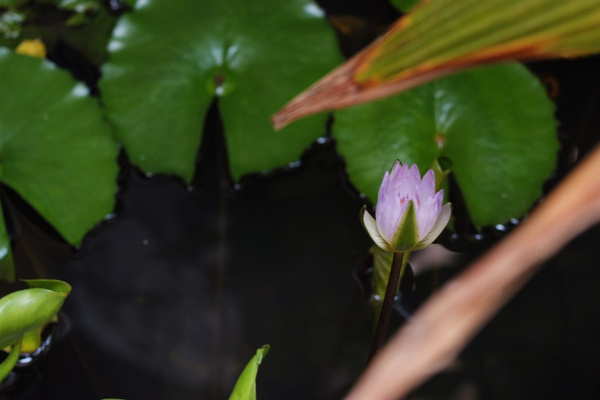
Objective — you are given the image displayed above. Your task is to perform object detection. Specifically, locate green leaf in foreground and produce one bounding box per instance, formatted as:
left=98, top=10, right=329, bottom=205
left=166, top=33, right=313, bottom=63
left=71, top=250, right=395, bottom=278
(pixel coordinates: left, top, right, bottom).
left=334, top=63, right=558, bottom=228
left=0, top=279, right=70, bottom=383
left=99, top=0, right=341, bottom=182
left=0, top=335, right=21, bottom=383
left=0, top=49, right=119, bottom=279
left=0, top=279, right=71, bottom=350
left=229, top=344, right=270, bottom=400
left=359, top=0, right=600, bottom=84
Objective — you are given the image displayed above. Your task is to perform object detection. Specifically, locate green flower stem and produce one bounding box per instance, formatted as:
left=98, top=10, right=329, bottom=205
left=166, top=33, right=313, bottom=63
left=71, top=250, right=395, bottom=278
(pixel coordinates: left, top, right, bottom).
left=369, top=250, right=411, bottom=362
left=0, top=336, right=22, bottom=384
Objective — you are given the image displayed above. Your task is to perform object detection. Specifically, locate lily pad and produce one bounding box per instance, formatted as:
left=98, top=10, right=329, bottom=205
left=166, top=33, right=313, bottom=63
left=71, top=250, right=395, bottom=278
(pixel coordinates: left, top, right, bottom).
left=0, top=49, right=119, bottom=279
left=99, top=0, right=342, bottom=182
left=334, top=63, right=558, bottom=228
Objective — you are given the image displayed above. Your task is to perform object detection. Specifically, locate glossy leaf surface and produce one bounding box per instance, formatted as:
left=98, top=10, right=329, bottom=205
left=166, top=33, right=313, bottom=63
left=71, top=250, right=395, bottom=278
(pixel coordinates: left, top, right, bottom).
left=334, top=63, right=558, bottom=228
left=100, top=0, right=341, bottom=182
left=229, top=345, right=270, bottom=400
left=0, top=280, right=71, bottom=349
left=0, top=50, right=119, bottom=278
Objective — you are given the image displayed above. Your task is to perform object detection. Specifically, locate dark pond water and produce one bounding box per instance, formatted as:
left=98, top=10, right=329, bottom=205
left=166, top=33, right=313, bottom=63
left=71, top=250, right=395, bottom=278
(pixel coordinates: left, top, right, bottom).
left=2, top=131, right=375, bottom=400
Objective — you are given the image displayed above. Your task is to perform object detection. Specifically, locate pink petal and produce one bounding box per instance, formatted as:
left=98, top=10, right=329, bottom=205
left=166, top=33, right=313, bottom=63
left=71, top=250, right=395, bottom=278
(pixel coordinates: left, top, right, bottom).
left=414, top=203, right=452, bottom=250
left=415, top=194, right=441, bottom=240
left=419, top=169, right=436, bottom=201
left=377, top=192, right=404, bottom=242
left=377, top=171, right=391, bottom=206
left=362, top=208, right=392, bottom=251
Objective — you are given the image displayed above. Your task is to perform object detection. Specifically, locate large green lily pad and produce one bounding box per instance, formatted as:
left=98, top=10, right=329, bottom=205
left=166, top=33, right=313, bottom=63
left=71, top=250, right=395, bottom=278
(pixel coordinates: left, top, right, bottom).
left=0, top=49, right=119, bottom=279
left=99, top=0, right=342, bottom=182
left=334, top=63, right=558, bottom=228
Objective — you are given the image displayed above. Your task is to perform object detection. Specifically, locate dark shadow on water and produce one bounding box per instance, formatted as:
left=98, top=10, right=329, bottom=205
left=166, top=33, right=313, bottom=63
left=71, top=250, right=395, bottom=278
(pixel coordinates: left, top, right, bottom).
left=4, top=110, right=374, bottom=399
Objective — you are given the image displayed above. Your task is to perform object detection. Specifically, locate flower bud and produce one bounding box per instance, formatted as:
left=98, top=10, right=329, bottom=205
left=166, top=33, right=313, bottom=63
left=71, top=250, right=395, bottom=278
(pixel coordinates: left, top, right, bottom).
left=362, top=161, right=451, bottom=252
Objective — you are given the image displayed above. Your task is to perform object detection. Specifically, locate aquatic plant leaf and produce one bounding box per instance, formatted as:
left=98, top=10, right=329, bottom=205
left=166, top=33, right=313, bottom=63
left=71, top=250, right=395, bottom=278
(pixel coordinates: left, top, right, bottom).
left=0, top=211, right=14, bottom=282
left=334, top=63, right=558, bottom=228
left=273, top=0, right=600, bottom=129
left=0, top=280, right=69, bottom=383
left=17, top=281, right=65, bottom=352
left=0, top=335, right=21, bottom=383
left=99, top=0, right=341, bottom=182
left=0, top=50, right=119, bottom=277
left=20, top=322, right=50, bottom=352
left=229, top=345, right=270, bottom=400
left=0, top=280, right=71, bottom=349
left=23, top=279, right=71, bottom=293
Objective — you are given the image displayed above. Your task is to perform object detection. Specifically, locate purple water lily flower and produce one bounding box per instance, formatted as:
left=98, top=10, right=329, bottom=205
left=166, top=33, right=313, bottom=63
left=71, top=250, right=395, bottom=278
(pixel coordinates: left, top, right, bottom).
left=362, top=161, right=452, bottom=252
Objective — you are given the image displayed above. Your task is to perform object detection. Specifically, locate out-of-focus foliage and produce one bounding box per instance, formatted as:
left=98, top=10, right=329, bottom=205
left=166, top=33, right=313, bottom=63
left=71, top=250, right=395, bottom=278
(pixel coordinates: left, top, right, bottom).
left=0, top=0, right=117, bottom=66
left=0, top=10, right=24, bottom=39
left=15, top=38, right=46, bottom=57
